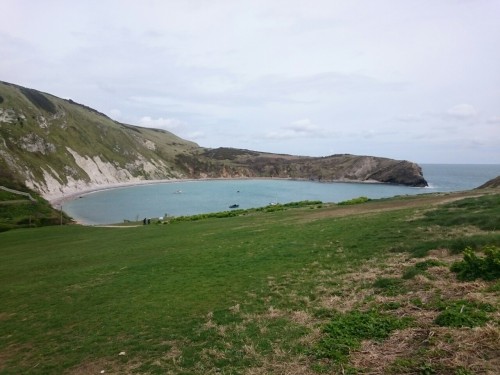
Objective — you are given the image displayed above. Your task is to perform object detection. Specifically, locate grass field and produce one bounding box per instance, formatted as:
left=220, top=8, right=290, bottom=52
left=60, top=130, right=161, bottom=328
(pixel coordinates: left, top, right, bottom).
left=1, top=191, right=499, bottom=374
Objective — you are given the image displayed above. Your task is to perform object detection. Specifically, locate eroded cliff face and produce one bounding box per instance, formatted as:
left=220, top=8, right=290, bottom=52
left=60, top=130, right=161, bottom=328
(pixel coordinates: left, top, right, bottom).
left=0, top=81, right=428, bottom=202
left=24, top=148, right=173, bottom=201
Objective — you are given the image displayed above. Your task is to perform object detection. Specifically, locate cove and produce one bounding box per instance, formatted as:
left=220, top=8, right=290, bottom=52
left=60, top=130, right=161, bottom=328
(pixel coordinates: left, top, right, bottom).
left=63, top=164, right=500, bottom=225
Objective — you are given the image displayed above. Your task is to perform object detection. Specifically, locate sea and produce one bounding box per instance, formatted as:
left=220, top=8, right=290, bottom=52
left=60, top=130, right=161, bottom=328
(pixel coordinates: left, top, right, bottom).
left=63, top=164, right=500, bottom=225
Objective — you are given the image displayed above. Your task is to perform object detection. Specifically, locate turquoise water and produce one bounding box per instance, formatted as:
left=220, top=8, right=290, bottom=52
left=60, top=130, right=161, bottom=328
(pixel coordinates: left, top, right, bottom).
left=64, top=164, right=500, bottom=225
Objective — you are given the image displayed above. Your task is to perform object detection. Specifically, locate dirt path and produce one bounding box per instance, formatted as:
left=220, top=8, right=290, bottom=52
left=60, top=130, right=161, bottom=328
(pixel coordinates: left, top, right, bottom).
left=305, top=189, right=498, bottom=221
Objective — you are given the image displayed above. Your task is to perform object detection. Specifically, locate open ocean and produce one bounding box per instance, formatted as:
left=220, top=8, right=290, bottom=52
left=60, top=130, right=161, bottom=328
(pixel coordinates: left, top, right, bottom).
left=64, top=164, right=500, bottom=225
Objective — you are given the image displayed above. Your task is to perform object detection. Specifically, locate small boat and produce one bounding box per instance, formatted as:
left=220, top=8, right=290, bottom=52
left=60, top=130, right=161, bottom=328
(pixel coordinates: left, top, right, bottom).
left=229, top=204, right=239, bottom=209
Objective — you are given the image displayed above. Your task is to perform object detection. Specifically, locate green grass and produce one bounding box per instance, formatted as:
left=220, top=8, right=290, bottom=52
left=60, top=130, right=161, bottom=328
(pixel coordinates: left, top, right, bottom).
left=337, top=196, right=370, bottom=205
left=313, top=310, right=410, bottom=362
left=434, top=300, right=494, bottom=328
left=373, top=277, right=408, bottom=296
left=402, top=259, right=446, bottom=279
left=419, top=194, right=500, bottom=231
left=0, top=192, right=499, bottom=374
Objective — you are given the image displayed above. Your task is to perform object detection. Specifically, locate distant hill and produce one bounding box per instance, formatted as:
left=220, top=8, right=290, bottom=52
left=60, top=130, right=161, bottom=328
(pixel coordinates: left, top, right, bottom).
left=0, top=80, right=427, bottom=202
left=477, top=176, right=500, bottom=189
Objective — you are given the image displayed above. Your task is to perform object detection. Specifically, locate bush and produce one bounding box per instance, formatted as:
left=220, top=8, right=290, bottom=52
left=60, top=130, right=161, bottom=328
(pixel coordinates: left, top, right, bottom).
left=450, top=246, right=500, bottom=281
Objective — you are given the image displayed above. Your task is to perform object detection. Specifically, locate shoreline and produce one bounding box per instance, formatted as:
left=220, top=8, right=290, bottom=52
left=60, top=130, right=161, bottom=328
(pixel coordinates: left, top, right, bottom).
left=49, top=178, right=195, bottom=207
left=49, top=177, right=389, bottom=208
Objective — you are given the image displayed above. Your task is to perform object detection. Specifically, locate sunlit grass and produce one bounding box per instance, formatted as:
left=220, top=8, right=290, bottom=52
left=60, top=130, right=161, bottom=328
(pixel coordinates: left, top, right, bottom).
left=0, top=192, right=499, bottom=374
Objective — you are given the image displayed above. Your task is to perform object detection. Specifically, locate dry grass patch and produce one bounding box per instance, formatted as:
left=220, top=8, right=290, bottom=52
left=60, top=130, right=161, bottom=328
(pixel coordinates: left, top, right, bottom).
left=345, top=248, right=500, bottom=374
left=161, top=341, right=183, bottom=363
left=289, top=310, right=314, bottom=326
left=319, top=289, right=373, bottom=313
left=244, top=354, right=316, bottom=375
left=351, top=325, right=500, bottom=374
left=350, top=327, right=428, bottom=373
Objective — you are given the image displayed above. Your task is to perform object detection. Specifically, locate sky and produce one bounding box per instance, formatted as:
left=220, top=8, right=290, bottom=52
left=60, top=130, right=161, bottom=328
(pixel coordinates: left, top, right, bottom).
left=1, top=0, right=499, bottom=164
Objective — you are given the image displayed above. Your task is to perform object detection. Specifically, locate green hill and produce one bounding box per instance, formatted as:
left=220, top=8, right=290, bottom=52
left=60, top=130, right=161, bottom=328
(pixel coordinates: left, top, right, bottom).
left=0, top=81, right=427, bottom=205
left=0, top=81, right=199, bottom=199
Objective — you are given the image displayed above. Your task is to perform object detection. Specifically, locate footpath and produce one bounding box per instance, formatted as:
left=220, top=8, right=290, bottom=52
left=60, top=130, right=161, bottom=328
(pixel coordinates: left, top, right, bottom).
left=0, top=186, right=37, bottom=202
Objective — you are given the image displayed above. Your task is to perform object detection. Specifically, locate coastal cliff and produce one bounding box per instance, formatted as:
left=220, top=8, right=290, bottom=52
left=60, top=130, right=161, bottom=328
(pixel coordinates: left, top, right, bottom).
left=477, top=176, right=500, bottom=189
left=0, top=80, right=427, bottom=201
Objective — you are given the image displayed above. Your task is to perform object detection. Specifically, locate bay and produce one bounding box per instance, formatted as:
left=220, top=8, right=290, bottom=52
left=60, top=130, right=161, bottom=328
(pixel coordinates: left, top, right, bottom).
left=63, top=164, right=500, bottom=225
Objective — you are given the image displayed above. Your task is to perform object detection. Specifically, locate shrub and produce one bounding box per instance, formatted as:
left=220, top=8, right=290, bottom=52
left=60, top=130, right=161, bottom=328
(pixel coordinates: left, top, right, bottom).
left=450, top=246, right=500, bottom=281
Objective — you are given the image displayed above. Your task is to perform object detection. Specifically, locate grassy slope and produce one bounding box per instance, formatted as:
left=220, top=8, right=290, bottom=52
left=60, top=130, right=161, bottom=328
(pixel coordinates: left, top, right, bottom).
left=0, top=160, right=70, bottom=232
left=0, top=82, right=199, bottom=185
left=1, top=81, right=428, bottom=190
left=0, top=191, right=499, bottom=374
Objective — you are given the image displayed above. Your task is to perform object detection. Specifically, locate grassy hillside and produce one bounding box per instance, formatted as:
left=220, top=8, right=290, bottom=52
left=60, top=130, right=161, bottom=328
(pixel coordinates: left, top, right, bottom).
left=0, top=189, right=70, bottom=232
left=1, top=190, right=498, bottom=374
left=0, top=81, right=199, bottom=193
left=0, top=158, right=70, bottom=232
left=1, top=81, right=427, bottom=202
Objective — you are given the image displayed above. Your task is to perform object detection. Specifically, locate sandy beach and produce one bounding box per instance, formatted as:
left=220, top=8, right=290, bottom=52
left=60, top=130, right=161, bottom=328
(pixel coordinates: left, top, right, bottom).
left=48, top=178, right=197, bottom=207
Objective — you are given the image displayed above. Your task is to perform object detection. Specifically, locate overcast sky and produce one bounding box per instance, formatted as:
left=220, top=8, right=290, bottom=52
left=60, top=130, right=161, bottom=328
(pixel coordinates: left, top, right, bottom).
left=1, top=0, right=499, bottom=163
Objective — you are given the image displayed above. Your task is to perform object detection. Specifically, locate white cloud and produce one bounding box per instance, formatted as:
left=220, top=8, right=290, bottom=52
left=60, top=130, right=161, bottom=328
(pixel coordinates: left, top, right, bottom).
left=1, top=0, right=499, bottom=163
left=185, top=131, right=206, bottom=141
left=396, top=114, right=423, bottom=123
left=447, top=104, right=478, bottom=118
left=487, top=116, right=500, bottom=124
left=138, top=116, right=207, bottom=144
left=108, top=109, right=122, bottom=119
left=264, top=130, right=303, bottom=140
left=264, top=118, right=328, bottom=140
left=287, top=118, right=320, bottom=133
left=138, top=116, right=184, bottom=131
